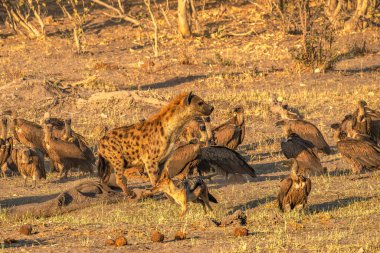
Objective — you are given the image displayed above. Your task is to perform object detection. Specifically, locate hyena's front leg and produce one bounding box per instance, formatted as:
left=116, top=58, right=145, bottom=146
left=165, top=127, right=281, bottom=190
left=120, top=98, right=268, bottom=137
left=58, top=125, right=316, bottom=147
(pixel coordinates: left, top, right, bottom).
left=145, top=161, right=160, bottom=186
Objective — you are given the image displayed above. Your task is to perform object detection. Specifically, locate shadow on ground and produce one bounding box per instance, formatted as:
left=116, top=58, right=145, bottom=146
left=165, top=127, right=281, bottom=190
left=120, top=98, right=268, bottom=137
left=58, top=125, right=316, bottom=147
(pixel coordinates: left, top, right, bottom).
left=309, top=196, right=373, bottom=213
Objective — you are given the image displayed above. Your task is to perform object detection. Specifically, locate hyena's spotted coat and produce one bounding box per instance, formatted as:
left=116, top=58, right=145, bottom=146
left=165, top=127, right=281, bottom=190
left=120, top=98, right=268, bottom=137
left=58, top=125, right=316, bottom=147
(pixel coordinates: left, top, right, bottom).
left=97, top=92, right=214, bottom=196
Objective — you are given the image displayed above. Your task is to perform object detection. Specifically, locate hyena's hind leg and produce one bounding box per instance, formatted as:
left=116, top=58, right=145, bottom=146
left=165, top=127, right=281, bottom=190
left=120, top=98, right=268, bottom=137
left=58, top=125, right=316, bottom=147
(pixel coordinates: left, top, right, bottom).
left=109, top=155, right=135, bottom=197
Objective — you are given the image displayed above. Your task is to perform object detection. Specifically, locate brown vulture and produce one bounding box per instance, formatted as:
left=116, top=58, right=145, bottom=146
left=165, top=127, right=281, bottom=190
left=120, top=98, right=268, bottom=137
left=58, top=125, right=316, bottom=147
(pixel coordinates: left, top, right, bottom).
left=0, top=118, right=13, bottom=175
left=178, top=117, right=204, bottom=143
left=163, top=139, right=201, bottom=179
left=278, top=159, right=312, bottom=212
left=43, top=123, right=94, bottom=179
left=8, top=147, right=46, bottom=187
left=331, top=101, right=380, bottom=145
left=335, top=131, right=380, bottom=174
left=2, top=110, right=87, bottom=155
left=213, top=106, right=245, bottom=150
left=276, top=119, right=331, bottom=155
left=281, top=133, right=325, bottom=176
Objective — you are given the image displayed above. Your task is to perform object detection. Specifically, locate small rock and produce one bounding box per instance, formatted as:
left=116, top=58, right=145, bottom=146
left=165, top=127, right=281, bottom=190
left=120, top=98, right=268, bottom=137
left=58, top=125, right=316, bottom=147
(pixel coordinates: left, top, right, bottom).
left=19, top=224, right=33, bottom=235
left=220, top=210, right=247, bottom=227
left=105, top=239, right=115, bottom=246
left=174, top=231, right=186, bottom=240
left=151, top=230, right=164, bottom=242
left=115, top=236, right=128, bottom=247
left=234, top=227, right=249, bottom=237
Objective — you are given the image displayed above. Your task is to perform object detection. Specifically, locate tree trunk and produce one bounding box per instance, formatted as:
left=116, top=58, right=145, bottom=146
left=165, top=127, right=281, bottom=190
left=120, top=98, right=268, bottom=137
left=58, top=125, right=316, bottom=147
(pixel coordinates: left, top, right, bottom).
left=178, top=0, right=191, bottom=38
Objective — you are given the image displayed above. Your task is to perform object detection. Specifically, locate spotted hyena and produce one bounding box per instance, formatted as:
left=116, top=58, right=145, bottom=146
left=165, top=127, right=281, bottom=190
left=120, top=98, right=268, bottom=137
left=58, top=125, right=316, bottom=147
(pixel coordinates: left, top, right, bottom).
left=97, top=92, right=214, bottom=196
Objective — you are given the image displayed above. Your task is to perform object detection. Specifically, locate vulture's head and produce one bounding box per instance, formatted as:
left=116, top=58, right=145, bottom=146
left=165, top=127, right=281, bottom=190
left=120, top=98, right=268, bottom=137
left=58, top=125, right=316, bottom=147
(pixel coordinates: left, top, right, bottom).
left=357, top=100, right=367, bottom=108
left=64, top=118, right=72, bottom=126
left=233, top=106, right=244, bottom=125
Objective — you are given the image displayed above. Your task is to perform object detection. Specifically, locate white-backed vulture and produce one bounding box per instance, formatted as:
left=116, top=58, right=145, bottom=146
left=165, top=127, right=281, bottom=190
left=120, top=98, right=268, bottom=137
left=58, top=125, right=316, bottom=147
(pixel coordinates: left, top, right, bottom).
left=331, top=101, right=380, bottom=146
left=276, top=119, right=331, bottom=155
left=8, top=147, right=46, bottom=187
left=164, top=139, right=201, bottom=179
left=178, top=117, right=204, bottom=143
left=281, top=133, right=325, bottom=176
left=335, top=131, right=380, bottom=174
left=62, top=118, right=95, bottom=164
left=213, top=106, right=245, bottom=150
left=278, top=159, right=311, bottom=212
left=269, top=96, right=303, bottom=120
left=43, top=123, right=94, bottom=179
left=0, top=118, right=13, bottom=175
left=196, top=146, right=256, bottom=180
left=3, top=111, right=88, bottom=155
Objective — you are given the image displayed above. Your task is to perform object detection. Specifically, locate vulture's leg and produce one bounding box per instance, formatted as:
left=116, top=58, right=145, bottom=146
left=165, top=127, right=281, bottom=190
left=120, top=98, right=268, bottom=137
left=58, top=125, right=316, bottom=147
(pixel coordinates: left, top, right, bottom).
left=23, top=175, right=27, bottom=187
left=295, top=203, right=305, bottom=211
left=199, top=199, right=207, bottom=213
left=32, top=174, right=36, bottom=188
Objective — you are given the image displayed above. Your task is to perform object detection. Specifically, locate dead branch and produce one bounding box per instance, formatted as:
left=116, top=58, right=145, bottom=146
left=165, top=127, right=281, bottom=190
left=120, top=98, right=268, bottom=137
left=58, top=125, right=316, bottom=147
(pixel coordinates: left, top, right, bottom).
left=144, top=0, right=159, bottom=57
left=90, top=0, right=140, bottom=25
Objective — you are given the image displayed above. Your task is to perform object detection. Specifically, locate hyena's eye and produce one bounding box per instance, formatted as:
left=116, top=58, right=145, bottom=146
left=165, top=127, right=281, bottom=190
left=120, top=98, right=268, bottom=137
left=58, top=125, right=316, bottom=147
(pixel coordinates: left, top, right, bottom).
left=197, top=101, right=204, bottom=106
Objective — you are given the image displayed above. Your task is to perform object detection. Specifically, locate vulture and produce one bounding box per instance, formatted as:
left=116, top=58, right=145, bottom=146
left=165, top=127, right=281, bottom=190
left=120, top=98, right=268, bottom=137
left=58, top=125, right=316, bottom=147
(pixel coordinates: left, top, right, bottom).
left=281, top=133, right=325, bottom=176
left=196, top=146, right=256, bottom=180
left=276, top=119, right=331, bottom=155
left=163, top=139, right=201, bottom=179
left=164, top=122, right=256, bottom=181
left=278, top=159, right=312, bottom=212
left=178, top=117, right=205, bottom=143
left=213, top=106, right=245, bottom=150
left=269, top=96, right=303, bottom=120
left=43, top=123, right=94, bottom=179
left=3, top=110, right=87, bottom=155
left=8, top=147, right=46, bottom=187
left=335, top=131, right=380, bottom=174
left=61, top=118, right=95, bottom=164
left=331, top=101, right=380, bottom=145
left=0, top=118, right=13, bottom=174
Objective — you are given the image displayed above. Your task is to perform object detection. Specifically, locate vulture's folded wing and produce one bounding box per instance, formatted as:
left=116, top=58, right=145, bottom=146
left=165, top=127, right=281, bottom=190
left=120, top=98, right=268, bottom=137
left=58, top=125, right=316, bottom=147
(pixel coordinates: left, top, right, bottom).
left=200, top=146, right=256, bottom=178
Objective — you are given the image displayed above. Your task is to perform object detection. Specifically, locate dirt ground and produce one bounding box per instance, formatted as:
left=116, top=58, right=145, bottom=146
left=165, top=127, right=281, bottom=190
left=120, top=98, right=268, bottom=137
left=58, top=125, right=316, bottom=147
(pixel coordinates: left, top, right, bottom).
left=1, top=0, right=380, bottom=252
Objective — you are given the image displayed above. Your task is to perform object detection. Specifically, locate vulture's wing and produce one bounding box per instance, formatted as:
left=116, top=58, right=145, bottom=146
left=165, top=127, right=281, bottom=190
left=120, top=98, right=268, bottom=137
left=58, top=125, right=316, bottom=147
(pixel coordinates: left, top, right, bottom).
left=280, top=135, right=316, bottom=159
left=50, top=141, right=87, bottom=160
left=278, top=178, right=293, bottom=211
left=337, top=139, right=380, bottom=168
left=213, top=124, right=237, bottom=147
left=290, top=120, right=331, bottom=155
left=199, top=146, right=256, bottom=178
left=165, top=143, right=200, bottom=178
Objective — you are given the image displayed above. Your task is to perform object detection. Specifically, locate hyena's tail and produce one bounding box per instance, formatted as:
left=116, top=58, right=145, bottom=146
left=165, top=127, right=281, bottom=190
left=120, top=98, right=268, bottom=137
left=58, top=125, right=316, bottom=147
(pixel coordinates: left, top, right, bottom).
left=97, top=154, right=110, bottom=183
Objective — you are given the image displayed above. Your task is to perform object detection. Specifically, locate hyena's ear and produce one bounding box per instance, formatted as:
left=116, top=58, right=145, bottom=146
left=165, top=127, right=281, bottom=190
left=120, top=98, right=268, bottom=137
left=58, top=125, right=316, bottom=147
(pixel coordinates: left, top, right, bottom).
left=185, top=92, right=194, bottom=105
